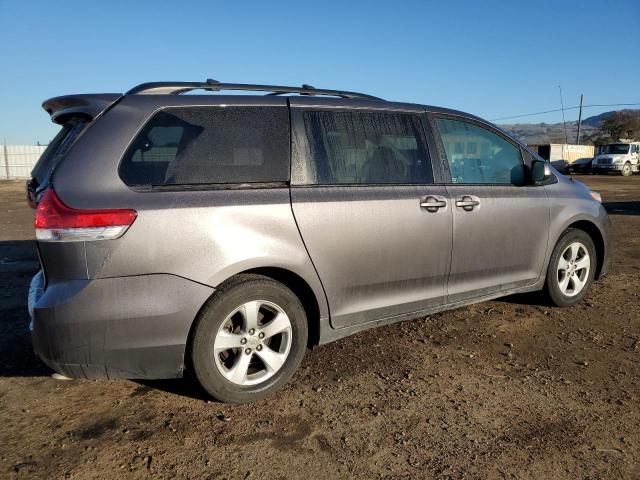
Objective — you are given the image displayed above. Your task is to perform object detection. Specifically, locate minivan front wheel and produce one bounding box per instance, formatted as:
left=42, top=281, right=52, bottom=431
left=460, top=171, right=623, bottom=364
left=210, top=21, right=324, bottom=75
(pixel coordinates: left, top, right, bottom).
left=544, top=229, right=596, bottom=307
left=622, top=162, right=632, bottom=176
left=190, top=274, right=308, bottom=403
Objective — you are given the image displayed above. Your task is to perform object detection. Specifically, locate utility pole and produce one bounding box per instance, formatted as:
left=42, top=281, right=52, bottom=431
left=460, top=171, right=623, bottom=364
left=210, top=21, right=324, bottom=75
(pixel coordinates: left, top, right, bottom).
left=3, top=138, right=9, bottom=180
left=559, top=85, right=568, bottom=144
left=576, top=94, right=584, bottom=144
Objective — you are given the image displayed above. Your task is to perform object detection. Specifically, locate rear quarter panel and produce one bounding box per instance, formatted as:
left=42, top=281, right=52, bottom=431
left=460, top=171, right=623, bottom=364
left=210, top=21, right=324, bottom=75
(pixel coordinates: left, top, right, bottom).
left=83, top=188, right=326, bottom=312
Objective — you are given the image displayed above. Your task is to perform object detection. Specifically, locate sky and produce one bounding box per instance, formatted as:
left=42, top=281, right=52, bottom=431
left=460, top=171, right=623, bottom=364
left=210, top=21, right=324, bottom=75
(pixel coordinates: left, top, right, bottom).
left=1, top=0, right=639, bottom=144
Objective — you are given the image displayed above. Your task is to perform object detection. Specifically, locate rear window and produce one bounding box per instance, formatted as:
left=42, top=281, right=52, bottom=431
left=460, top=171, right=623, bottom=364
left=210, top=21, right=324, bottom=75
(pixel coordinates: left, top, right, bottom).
left=119, top=106, right=290, bottom=187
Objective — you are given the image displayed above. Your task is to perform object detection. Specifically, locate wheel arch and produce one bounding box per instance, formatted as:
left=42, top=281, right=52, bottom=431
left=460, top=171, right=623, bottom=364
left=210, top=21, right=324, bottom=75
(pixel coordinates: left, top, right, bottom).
left=564, top=220, right=606, bottom=279
left=243, top=267, right=322, bottom=347
left=186, top=267, right=325, bottom=362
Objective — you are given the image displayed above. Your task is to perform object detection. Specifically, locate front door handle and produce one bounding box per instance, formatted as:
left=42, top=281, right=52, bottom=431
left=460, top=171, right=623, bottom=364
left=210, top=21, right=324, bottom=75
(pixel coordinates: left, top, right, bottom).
left=456, top=196, right=480, bottom=211
left=420, top=196, right=447, bottom=212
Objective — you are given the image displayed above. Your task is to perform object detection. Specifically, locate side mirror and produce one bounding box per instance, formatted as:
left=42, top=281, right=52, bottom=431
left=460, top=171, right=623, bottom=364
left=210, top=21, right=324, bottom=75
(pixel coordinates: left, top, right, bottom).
left=531, top=160, right=551, bottom=183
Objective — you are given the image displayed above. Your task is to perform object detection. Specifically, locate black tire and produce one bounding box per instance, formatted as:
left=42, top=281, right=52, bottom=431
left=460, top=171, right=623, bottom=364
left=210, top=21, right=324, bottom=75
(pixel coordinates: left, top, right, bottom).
left=544, top=229, right=596, bottom=307
left=622, top=162, right=632, bottom=176
left=190, top=274, right=308, bottom=403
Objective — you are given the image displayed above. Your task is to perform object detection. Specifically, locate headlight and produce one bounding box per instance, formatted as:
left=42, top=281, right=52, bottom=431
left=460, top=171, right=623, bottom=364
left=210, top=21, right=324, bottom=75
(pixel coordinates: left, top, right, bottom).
left=613, top=158, right=623, bottom=163
left=590, top=191, right=602, bottom=203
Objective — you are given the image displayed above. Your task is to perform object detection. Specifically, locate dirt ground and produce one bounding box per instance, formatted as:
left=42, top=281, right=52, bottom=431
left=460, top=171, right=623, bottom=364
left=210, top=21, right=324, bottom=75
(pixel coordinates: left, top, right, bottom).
left=0, top=175, right=639, bottom=480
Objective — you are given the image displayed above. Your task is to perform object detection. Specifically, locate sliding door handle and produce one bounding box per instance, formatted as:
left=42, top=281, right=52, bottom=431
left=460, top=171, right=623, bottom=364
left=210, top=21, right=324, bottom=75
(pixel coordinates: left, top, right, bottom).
left=455, top=196, right=480, bottom=211
left=420, top=196, right=447, bottom=212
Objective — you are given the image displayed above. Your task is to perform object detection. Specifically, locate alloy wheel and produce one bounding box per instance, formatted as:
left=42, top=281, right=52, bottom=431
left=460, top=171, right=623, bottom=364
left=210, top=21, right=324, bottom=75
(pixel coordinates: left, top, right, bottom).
left=556, top=242, right=590, bottom=297
left=213, top=300, right=292, bottom=386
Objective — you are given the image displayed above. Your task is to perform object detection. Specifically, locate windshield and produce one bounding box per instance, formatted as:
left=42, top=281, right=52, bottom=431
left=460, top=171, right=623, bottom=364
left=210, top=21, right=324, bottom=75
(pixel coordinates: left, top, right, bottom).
left=601, top=144, right=630, bottom=155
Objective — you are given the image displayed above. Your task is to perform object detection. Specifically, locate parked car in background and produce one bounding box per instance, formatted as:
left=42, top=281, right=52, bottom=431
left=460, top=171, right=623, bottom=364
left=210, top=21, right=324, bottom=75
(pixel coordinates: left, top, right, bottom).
left=527, top=144, right=595, bottom=174
left=27, top=80, right=609, bottom=402
left=566, top=157, right=594, bottom=174
left=593, top=142, right=640, bottom=176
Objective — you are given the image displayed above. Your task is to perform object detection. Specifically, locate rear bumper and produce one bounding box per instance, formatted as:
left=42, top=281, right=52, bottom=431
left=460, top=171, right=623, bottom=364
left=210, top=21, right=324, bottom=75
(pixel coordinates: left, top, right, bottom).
left=29, top=272, right=213, bottom=379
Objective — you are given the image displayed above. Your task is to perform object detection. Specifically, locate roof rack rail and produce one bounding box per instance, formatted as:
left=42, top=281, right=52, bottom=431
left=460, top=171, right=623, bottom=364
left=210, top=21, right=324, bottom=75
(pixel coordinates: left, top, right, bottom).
left=125, top=79, right=383, bottom=100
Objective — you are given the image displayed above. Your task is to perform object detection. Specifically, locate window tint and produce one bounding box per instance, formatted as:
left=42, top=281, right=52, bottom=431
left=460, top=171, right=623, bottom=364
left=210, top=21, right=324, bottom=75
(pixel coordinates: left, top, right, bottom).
left=300, top=110, right=432, bottom=185
left=435, top=118, right=524, bottom=185
left=31, top=120, right=87, bottom=185
left=119, top=106, right=289, bottom=187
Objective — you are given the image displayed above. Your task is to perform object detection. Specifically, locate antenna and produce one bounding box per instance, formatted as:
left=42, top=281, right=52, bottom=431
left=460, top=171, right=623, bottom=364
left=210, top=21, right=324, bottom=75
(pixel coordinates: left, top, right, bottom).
left=558, top=85, right=568, bottom=144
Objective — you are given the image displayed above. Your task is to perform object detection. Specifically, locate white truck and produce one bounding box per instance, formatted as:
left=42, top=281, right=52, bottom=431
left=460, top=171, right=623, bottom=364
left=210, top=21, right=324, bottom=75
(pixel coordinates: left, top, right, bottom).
left=592, top=142, right=640, bottom=176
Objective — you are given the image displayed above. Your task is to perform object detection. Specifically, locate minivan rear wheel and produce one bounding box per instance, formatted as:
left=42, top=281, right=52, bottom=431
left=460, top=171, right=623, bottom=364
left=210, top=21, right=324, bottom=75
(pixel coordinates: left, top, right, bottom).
left=190, top=274, right=308, bottom=403
left=544, top=229, right=596, bottom=307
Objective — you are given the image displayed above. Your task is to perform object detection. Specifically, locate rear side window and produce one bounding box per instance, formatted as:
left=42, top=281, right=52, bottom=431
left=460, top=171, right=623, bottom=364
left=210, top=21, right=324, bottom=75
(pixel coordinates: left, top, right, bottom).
left=435, top=118, right=524, bottom=185
left=299, top=110, right=432, bottom=185
left=119, top=106, right=289, bottom=187
left=31, top=120, right=87, bottom=186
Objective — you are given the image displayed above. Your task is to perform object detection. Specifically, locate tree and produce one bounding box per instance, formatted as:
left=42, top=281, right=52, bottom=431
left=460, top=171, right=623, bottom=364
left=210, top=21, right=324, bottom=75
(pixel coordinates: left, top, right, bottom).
left=601, top=111, right=640, bottom=141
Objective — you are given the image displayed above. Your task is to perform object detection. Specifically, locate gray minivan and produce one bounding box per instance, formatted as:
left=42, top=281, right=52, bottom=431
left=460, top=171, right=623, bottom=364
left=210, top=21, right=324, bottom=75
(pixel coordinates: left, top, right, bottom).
left=28, top=80, right=609, bottom=402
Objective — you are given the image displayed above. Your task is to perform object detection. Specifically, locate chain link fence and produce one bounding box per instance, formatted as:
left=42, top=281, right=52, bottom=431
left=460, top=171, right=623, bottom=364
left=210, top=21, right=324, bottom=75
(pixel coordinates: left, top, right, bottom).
left=0, top=144, right=46, bottom=179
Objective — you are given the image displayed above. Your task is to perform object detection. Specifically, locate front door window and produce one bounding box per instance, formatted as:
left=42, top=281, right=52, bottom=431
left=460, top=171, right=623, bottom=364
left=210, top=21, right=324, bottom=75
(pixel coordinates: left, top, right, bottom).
left=435, top=118, right=525, bottom=185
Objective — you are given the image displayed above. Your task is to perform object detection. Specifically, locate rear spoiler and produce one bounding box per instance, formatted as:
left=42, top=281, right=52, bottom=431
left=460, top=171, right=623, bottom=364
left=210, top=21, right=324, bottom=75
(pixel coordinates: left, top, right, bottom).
left=42, top=93, right=122, bottom=124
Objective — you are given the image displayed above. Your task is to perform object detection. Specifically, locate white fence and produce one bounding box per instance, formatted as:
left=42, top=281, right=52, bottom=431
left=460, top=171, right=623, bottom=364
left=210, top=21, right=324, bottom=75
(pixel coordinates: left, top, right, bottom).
left=0, top=145, right=46, bottom=179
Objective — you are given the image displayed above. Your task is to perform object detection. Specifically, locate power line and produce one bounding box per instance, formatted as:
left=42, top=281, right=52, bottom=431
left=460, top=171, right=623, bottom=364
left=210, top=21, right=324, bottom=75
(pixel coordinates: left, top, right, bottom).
left=490, top=102, right=640, bottom=122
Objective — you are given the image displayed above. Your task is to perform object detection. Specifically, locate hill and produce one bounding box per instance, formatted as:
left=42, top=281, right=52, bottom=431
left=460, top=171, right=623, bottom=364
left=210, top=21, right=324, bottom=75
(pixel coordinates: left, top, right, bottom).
left=500, top=109, right=640, bottom=145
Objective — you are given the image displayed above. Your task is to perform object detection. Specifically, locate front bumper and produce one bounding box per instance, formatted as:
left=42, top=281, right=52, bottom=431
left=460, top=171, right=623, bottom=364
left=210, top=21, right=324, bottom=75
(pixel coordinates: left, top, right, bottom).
left=593, top=164, right=624, bottom=171
left=29, top=272, right=213, bottom=379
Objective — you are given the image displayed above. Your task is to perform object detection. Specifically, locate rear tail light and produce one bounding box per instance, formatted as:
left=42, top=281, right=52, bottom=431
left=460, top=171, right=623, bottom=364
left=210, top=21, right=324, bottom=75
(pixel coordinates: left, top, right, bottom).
left=34, top=189, right=137, bottom=242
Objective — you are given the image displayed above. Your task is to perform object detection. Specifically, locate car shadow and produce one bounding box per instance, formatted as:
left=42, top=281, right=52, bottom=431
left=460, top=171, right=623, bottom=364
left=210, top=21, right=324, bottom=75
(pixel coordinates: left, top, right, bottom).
left=603, top=201, right=640, bottom=216
left=494, top=290, right=550, bottom=307
left=135, top=377, right=213, bottom=401
left=0, top=240, right=51, bottom=377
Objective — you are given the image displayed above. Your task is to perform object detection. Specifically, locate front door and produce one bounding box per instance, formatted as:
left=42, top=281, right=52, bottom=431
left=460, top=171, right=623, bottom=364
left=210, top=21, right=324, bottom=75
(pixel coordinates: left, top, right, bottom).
left=432, top=116, right=549, bottom=303
left=290, top=104, right=452, bottom=328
